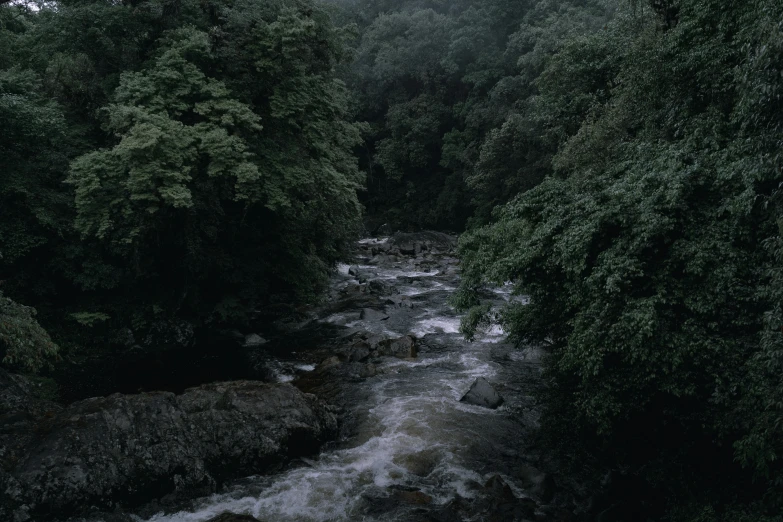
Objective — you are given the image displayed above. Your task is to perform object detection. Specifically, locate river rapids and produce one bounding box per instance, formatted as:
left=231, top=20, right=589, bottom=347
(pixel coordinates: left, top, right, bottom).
left=136, top=234, right=558, bottom=522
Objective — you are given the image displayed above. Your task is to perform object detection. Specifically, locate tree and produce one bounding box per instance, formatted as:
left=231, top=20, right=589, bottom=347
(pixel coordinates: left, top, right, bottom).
left=456, top=0, right=783, bottom=516
left=0, top=291, right=59, bottom=373
left=0, top=0, right=365, bottom=355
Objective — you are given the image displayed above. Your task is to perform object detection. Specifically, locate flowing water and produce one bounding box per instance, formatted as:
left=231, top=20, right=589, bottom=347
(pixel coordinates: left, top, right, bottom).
left=138, top=237, right=549, bottom=522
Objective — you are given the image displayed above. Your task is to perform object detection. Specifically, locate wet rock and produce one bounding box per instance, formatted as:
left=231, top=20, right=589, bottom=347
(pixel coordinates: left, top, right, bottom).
left=340, top=283, right=366, bottom=297
left=483, top=475, right=538, bottom=521
left=385, top=295, right=413, bottom=308
left=0, top=368, right=338, bottom=522
left=324, top=312, right=360, bottom=326
left=360, top=487, right=399, bottom=515
left=360, top=486, right=433, bottom=516
left=243, top=333, right=268, bottom=347
left=205, top=514, right=261, bottom=522
left=352, top=343, right=372, bottom=362
left=460, top=377, right=504, bottom=409
left=341, top=341, right=371, bottom=362
left=368, top=279, right=399, bottom=296
left=359, top=308, right=389, bottom=321
left=337, top=361, right=379, bottom=382
left=517, top=464, right=557, bottom=502
left=399, top=242, right=416, bottom=256
left=360, top=363, right=378, bottom=378
left=393, top=448, right=440, bottom=477
left=484, top=475, right=515, bottom=496
left=368, top=254, right=392, bottom=265
left=348, top=265, right=361, bottom=276
left=394, top=489, right=433, bottom=505
left=316, top=356, right=341, bottom=373
left=376, top=335, right=418, bottom=358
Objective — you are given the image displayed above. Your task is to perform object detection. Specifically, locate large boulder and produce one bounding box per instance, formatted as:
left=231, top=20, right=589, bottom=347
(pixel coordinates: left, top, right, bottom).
left=0, top=370, right=337, bottom=522
left=460, top=377, right=504, bottom=409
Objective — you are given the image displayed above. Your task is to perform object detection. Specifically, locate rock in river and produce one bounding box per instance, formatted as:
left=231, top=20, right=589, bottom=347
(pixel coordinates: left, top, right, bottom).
left=359, top=307, right=390, bottom=321
left=376, top=335, right=418, bottom=358
left=243, top=333, right=268, bottom=347
left=460, top=377, right=504, bottom=409
left=0, top=369, right=337, bottom=521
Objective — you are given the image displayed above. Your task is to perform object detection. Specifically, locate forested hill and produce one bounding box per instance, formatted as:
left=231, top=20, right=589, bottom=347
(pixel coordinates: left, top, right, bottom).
left=2, top=0, right=783, bottom=520
left=342, top=0, right=613, bottom=231
left=1, top=0, right=365, bottom=370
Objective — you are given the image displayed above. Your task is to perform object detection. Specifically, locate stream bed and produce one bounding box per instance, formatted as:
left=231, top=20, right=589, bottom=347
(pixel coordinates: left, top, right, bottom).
left=136, top=234, right=569, bottom=522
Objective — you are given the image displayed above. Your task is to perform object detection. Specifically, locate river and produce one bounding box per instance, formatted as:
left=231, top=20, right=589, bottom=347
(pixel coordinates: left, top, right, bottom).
left=137, top=233, right=560, bottom=522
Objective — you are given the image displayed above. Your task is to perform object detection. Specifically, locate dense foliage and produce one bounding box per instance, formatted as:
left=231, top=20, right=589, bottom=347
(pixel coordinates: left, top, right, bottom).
left=0, top=290, right=59, bottom=373
left=343, top=0, right=611, bottom=230
left=3, top=0, right=782, bottom=518
left=455, top=0, right=783, bottom=519
left=0, top=0, right=363, bottom=365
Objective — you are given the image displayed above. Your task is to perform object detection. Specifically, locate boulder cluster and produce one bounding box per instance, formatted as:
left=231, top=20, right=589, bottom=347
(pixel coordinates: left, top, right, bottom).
left=0, top=370, right=336, bottom=521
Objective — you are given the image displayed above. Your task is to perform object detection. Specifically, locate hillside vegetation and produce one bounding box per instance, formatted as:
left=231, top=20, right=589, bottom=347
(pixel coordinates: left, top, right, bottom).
left=2, top=0, right=782, bottom=519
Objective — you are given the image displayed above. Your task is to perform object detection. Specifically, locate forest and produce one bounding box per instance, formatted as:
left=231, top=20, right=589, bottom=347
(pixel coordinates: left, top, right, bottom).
left=1, top=0, right=782, bottom=520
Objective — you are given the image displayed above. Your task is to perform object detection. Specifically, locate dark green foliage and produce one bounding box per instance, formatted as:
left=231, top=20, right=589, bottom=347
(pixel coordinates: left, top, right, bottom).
left=0, top=67, right=70, bottom=270
left=341, top=0, right=611, bottom=231
left=457, top=0, right=783, bottom=518
left=0, top=291, right=59, bottom=373
left=0, top=0, right=363, bottom=357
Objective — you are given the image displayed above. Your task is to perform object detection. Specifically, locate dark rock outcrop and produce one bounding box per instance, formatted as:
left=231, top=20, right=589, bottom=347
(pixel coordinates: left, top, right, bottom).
left=460, top=377, right=504, bottom=409
left=0, top=370, right=337, bottom=522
